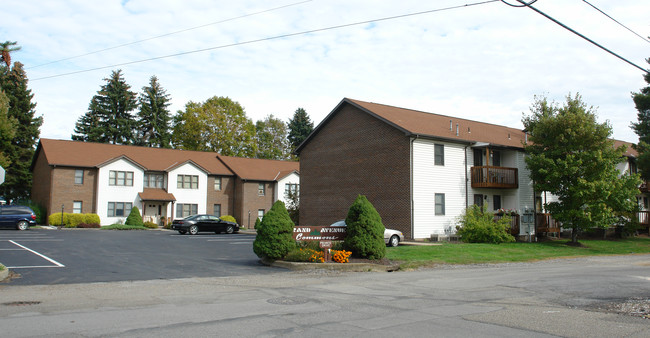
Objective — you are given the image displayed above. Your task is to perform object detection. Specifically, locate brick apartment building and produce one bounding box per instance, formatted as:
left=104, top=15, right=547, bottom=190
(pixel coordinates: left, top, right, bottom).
left=296, top=98, right=639, bottom=240
left=31, top=139, right=299, bottom=226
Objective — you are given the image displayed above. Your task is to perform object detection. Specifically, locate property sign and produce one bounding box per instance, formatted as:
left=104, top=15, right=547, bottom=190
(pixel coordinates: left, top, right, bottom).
left=0, top=165, right=4, bottom=185
left=293, top=226, right=346, bottom=241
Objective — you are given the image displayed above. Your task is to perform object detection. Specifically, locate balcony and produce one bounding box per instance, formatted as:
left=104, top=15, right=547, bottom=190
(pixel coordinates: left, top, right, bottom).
left=640, top=180, right=650, bottom=193
left=471, top=166, right=518, bottom=189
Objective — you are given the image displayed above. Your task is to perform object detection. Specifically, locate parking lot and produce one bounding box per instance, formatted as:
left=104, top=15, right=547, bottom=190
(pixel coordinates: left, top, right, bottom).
left=0, top=228, right=274, bottom=285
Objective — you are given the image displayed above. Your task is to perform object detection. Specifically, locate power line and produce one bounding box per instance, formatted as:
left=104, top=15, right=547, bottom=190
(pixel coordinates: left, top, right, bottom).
left=505, top=0, right=648, bottom=74
left=26, top=0, right=314, bottom=70
left=581, top=0, right=650, bottom=45
left=32, top=0, right=500, bottom=81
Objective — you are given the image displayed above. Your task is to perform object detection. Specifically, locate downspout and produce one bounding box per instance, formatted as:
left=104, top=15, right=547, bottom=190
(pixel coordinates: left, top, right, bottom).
left=465, top=144, right=470, bottom=209
left=410, top=135, right=418, bottom=240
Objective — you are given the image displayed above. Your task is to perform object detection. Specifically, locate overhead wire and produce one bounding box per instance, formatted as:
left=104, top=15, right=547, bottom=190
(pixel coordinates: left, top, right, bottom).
left=26, top=0, right=314, bottom=70
left=581, top=0, right=650, bottom=45
left=503, top=0, right=648, bottom=73
left=32, top=0, right=501, bottom=81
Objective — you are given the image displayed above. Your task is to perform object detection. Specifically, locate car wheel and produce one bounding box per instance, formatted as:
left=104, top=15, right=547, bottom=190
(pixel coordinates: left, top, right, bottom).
left=17, top=221, right=29, bottom=231
left=225, top=225, right=234, bottom=234
left=178, top=230, right=187, bottom=235
left=388, top=235, right=399, bottom=247
left=188, top=225, right=199, bottom=235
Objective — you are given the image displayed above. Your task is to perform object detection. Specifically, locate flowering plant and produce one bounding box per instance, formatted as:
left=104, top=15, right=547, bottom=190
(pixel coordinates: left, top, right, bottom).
left=496, top=208, right=518, bottom=216
left=331, top=250, right=352, bottom=263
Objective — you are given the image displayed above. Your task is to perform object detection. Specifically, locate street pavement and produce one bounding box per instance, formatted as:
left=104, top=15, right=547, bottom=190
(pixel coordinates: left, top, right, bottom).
left=1, top=254, right=649, bottom=337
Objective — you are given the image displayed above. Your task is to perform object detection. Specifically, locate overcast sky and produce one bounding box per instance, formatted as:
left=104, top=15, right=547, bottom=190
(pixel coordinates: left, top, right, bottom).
left=3, top=0, right=648, bottom=143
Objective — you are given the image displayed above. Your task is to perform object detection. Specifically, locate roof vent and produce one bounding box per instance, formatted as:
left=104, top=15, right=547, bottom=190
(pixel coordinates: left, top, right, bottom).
left=456, top=123, right=459, bottom=136
left=450, top=120, right=452, bottom=131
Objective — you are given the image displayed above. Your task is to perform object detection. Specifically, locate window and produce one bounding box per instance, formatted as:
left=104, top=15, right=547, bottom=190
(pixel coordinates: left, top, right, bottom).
left=214, top=177, right=222, bottom=191
left=258, top=183, right=265, bottom=196
left=144, top=173, right=164, bottom=188
left=107, top=202, right=132, bottom=217
left=493, top=195, right=502, bottom=210
left=474, top=194, right=484, bottom=208
left=177, top=175, right=198, bottom=189
left=213, top=204, right=221, bottom=217
left=258, top=209, right=265, bottom=220
left=434, top=144, right=444, bottom=165
left=75, top=169, right=84, bottom=184
left=435, top=193, right=445, bottom=215
left=176, top=203, right=198, bottom=218
left=473, top=149, right=483, bottom=166
left=109, top=170, right=134, bottom=186
left=73, top=201, right=82, bottom=214
left=285, top=183, right=299, bottom=196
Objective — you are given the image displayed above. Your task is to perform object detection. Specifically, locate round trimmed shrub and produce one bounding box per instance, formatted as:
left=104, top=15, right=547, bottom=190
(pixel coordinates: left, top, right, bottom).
left=253, top=201, right=295, bottom=260
left=220, top=215, right=237, bottom=224
left=343, top=195, right=386, bottom=260
left=125, top=207, right=144, bottom=226
left=84, top=213, right=101, bottom=225
left=456, top=205, right=515, bottom=244
left=48, top=212, right=70, bottom=226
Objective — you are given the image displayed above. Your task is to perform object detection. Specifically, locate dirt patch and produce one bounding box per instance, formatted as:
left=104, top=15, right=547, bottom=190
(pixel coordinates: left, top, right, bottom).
left=590, top=298, right=650, bottom=319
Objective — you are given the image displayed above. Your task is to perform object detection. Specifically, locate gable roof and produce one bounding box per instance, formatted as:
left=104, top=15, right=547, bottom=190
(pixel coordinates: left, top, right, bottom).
left=218, top=156, right=299, bottom=181
left=34, top=139, right=234, bottom=175
left=296, top=98, right=637, bottom=157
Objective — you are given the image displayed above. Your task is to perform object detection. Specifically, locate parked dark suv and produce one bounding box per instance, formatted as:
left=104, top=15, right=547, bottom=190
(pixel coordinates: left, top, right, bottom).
left=0, top=205, right=37, bottom=230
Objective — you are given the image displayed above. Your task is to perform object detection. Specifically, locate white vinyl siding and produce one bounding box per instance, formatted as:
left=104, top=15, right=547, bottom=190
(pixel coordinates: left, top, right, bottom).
left=97, top=158, right=143, bottom=225
left=412, top=139, right=467, bottom=238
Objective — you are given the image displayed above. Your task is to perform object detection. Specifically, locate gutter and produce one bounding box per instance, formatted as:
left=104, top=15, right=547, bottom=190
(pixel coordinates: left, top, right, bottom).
left=410, top=135, right=418, bottom=240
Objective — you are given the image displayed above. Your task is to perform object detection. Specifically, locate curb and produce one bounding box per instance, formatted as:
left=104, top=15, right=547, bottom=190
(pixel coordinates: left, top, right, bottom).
left=261, top=258, right=400, bottom=272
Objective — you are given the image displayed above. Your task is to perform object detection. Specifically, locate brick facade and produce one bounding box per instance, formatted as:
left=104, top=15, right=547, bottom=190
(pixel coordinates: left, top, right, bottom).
left=235, top=181, right=275, bottom=228
left=299, top=104, right=412, bottom=237
left=206, top=175, right=234, bottom=218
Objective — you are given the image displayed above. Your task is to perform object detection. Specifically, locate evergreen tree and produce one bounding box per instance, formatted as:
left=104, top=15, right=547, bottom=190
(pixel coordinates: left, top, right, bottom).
left=255, top=114, right=291, bottom=160
left=136, top=76, right=172, bottom=148
left=0, top=53, right=42, bottom=201
left=72, top=70, right=137, bottom=144
left=125, top=206, right=144, bottom=226
left=343, top=195, right=386, bottom=260
left=631, top=58, right=650, bottom=180
left=172, top=96, right=257, bottom=156
left=0, top=41, right=21, bottom=67
left=253, top=200, right=295, bottom=260
left=523, top=94, right=640, bottom=243
left=287, top=107, right=313, bottom=153
left=0, top=90, right=17, bottom=167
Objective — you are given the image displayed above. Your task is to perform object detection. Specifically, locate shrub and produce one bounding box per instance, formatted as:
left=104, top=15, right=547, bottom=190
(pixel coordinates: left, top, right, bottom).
left=76, top=223, right=100, bottom=229
left=68, top=213, right=86, bottom=228
left=125, top=207, right=144, bottom=226
left=284, top=247, right=324, bottom=262
left=253, top=200, right=295, bottom=260
left=84, top=213, right=101, bottom=225
left=220, top=215, right=237, bottom=224
left=143, top=221, right=158, bottom=229
left=343, top=195, right=386, bottom=260
left=254, top=217, right=261, bottom=229
left=456, top=205, right=515, bottom=244
left=48, top=212, right=69, bottom=226
left=17, top=200, right=46, bottom=224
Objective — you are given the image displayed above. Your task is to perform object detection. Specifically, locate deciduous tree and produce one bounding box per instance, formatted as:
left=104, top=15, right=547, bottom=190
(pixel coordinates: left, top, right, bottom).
left=523, top=94, right=640, bottom=243
left=255, top=114, right=291, bottom=160
left=172, top=96, right=256, bottom=156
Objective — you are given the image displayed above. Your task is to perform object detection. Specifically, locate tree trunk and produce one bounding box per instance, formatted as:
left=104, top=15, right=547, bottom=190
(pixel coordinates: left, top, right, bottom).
left=571, top=227, right=579, bottom=243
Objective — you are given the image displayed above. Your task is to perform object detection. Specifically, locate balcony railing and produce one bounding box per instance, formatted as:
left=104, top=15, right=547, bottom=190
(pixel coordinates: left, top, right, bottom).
left=494, top=214, right=520, bottom=235
left=471, top=166, right=518, bottom=189
left=640, top=181, right=650, bottom=193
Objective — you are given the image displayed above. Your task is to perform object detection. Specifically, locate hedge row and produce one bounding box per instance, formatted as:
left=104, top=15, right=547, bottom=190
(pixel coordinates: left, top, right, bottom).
left=49, top=213, right=101, bottom=228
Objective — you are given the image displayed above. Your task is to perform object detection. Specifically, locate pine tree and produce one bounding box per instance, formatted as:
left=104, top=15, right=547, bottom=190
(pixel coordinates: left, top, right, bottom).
left=343, top=195, right=386, bottom=259
left=73, top=70, right=137, bottom=144
left=631, top=58, right=650, bottom=180
left=253, top=200, right=295, bottom=260
left=0, top=90, right=17, bottom=167
left=287, top=108, right=313, bottom=153
left=0, top=57, right=42, bottom=201
left=136, top=76, right=172, bottom=148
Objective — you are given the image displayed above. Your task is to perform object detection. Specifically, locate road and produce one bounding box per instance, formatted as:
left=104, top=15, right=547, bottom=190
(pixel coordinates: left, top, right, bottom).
left=1, top=254, right=649, bottom=337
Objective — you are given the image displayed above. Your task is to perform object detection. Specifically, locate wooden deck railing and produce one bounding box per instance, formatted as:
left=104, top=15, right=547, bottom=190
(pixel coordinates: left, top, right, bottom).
left=471, top=166, right=518, bottom=189
left=494, top=214, right=520, bottom=235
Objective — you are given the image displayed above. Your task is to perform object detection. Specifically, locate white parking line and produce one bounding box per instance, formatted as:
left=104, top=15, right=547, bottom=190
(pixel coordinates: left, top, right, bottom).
left=7, top=240, right=65, bottom=268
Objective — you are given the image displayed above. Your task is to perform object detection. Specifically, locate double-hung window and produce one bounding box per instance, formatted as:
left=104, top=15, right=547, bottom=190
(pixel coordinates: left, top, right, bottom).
left=177, top=175, right=198, bottom=189
left=144, top=173, right=164, bottom=188
left=258, top=183, right=265, bottom=196
left=435, top=193, right=445, bottom=215
left=434, top=144, right=444, bottom=166
left=108, top=202, right=132, bottom=217
left=73, top=201, right=82, bottom=214
left=176, top=203, right=198, bottom=218
left=109, top=171, right=134, bottom=186
left=214, top=177, right=222, bottom=191
left=75, top=169, right=84, bottom=184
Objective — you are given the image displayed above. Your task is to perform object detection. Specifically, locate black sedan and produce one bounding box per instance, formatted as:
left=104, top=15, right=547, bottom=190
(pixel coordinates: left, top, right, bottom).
left=171, top=214, right=239, bottom=235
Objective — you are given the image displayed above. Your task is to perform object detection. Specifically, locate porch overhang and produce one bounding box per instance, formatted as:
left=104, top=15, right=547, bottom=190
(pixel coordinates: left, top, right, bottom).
left=138, top=188, right=176, bottom=202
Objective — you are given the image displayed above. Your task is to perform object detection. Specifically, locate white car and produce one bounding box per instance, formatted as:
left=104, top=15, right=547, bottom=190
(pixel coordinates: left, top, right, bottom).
left=330, top=220, right=404, bottom=247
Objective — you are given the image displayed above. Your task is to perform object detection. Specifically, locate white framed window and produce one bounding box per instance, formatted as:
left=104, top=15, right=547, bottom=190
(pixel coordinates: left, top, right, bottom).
left=214, top=177, right=222, bottom=191
left=258, top=183, right=265, bottom=196
left=435, top=193, right=445, bottom=215
left=176, top=203, right=198, bottom=218
left=177, top=175, right=198, bottom=189
left=109, top=171, right=134, bottom=186
left=73, top=201, right=82, bottom=214
left=75, top=169, right=84, bottom=184
left=108, top=202, right=132, bottom=217
left=434, top=144, right=444, bottom=166
left=285, top=183, right=299, bottom=196
left=258, top=209, right=264, bottom=220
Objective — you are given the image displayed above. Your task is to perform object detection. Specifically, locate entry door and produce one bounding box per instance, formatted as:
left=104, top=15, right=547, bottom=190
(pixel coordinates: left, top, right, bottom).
left=145, top=204, right=159, bottom=224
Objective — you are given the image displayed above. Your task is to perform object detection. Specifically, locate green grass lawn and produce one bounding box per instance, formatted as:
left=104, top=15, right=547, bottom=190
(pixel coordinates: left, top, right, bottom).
left=386, top=237, right=650, bottom=269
